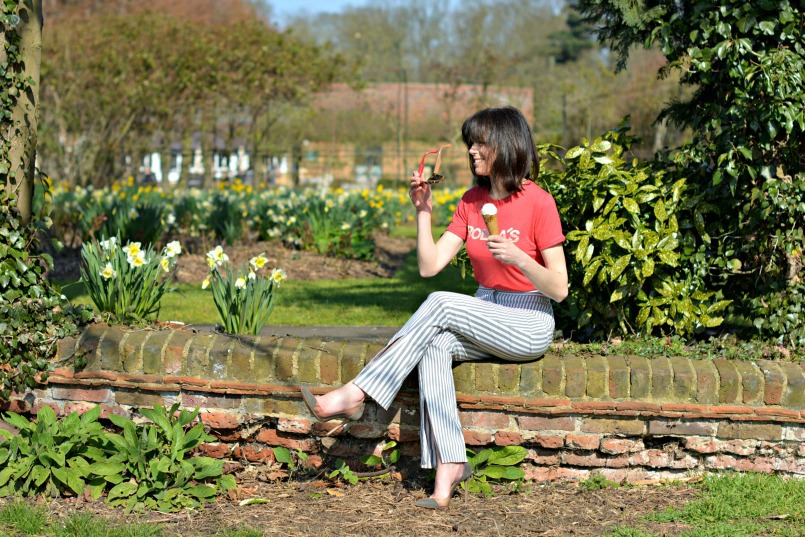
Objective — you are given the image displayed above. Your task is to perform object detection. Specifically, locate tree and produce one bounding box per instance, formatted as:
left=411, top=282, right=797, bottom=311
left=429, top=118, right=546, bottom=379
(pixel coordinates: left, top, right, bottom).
left=1, top=0, right=42, bottom=224
left=576, top=0, right=804, bottom=342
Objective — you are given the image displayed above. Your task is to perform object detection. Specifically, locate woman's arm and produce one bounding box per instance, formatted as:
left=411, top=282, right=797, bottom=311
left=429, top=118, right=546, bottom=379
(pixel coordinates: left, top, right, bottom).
left=486, top=238, right=569, bottom=302
left=409, top=172, right=465, bottom=277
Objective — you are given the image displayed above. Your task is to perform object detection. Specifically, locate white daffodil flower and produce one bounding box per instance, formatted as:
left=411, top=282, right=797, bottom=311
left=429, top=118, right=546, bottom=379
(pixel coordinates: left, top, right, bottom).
left=165, top=241, right=182, bottom=258
left=100, top=263, right=116, bottom=280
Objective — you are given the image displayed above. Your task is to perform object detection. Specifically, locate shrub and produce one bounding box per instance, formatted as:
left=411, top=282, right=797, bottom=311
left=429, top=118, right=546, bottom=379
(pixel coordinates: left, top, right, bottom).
left=554, top=124, right=730, bottom=337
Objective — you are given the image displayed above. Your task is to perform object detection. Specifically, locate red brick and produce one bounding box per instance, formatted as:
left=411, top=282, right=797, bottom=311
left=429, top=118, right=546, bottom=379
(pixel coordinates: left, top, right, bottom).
left=705, top=454, right=737, bottom=469
left=562, top=452, right=608, bottom=467
left=523, top=398, right=571, bottom=408
left=494, top=432, right=523, bottom=446
left=760, top=361, right=785, bottom=405
left=708, top=405, right=753, bottom=414
left=648, top=419, right=717, bottom=436
left=387, top=427, right=419, bottom=443
left=734, top=457, right=775, bottom=473
left=51, top=386, right=112, bottom=403
left=200, top=411, right=241, bottom=430
left=518, top=416, right=575, bottom=432
left=1, top=398, right=30, bottom=413
left=661, top=403, right=703, bottom=412
left=581, top=418, right=645, bottom=436
left=571, top=401, right=617, bottom=411
left=722, top=439, right=758, bottom=456
left=684, top=437, right=720, bottom=454
left=600, top=438, right=644, bottom=454
left=311, top=421, right=348, bottom=437
left=463, top=430, right=492, bottom=446
left=718, top=422, right=782, bottom=441
left=596, top=468, right=629, bottom=484
left=616, top=401, right=661, bottom=412
left=565, top=434, right=600, bottom=450
left=348, top=424, right=386, bottom=439
left=304, top=455, right=324, bottom=469
left=277, top=417, right=312, bottom=434
left=531, top=434, right=565, bottom=449
left=256, top=428, right=318, bottom=452
left=198, top=443, right=233, bottom=459
left=32, top=401, right=61, bottom=416
left=233, top=445, right=275, bottom=462
left=754, top=407, right=801, bottom=419
left=460, top=411, right=510, bottom=429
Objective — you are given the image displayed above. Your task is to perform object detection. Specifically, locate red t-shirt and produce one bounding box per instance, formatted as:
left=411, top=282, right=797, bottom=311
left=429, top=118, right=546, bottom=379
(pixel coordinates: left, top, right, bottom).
left=445, top=181, right=565, bottom=292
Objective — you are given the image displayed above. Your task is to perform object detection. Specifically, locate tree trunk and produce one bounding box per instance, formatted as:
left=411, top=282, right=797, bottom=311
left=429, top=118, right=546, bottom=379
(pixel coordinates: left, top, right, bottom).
left=4, top=0, right=43, bottom=224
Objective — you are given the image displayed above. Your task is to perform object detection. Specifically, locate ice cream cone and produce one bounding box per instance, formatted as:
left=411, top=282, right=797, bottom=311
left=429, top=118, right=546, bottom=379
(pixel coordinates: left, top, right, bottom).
left=481, top=203, right=499, bottom=236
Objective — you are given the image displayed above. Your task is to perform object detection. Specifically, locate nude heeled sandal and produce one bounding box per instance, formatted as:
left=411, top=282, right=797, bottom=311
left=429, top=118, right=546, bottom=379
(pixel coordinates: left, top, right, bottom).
left=300, top=386, right=365, bottom=422
left=415, top=462, right=473, bottom=510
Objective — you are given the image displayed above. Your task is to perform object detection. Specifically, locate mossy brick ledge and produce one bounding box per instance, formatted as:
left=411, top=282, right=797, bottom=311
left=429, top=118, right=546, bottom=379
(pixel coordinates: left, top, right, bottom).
left=5, top=324, right=805, bottom=483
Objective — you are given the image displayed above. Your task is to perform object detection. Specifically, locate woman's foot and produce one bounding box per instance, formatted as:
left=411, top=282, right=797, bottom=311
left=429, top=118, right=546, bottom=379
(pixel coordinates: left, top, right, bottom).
left=300, top=382, right=366, bottom=422
left=415, top=462, right=472, bottom=510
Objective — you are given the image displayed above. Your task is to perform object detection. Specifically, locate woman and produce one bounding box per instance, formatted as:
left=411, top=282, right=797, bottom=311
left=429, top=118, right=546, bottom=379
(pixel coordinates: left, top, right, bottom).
left=301, top=106, right=568, bottom=509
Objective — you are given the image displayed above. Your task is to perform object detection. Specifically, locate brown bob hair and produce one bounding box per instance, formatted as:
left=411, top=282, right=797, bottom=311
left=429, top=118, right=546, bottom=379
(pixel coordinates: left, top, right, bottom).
left=461, top=106, right=540, bottom=193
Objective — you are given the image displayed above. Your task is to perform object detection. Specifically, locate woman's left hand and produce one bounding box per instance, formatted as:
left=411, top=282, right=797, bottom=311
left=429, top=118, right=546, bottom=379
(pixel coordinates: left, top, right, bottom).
left=486, top=235, right=526, bottom=266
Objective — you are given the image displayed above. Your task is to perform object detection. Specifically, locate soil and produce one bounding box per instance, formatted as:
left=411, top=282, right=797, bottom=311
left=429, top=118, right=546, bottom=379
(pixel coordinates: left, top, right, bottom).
left=6, top=473, right=698, bottom=537
left=47, top=232, right=418, bottom=284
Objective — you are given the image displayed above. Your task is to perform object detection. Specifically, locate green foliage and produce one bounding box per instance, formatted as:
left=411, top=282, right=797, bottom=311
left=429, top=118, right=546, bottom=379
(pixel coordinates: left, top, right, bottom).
left=360, top=440, right=400, bottom=471
left=576, top=0, right=805, bottom=345
left=292, top=193, right=379, bottom=260
left=0, top=188, right=92, bottom=400
left=0, top=404, right=235, bottom=513
left=79, top=234, right=181, bottom=324
left=203, top=248, right=286, bottom=335
left=327, top=459, right=359, bottom=485
left=272, top=446, right=309, bottom=479
left=465, top=445, right=526, bottom=497
left=95, top=196, right=167, bottom=248
left=0, top=406, right=110, bottom=497
left=104, top=404, right=236, bottom=512
left=552, top=126, right=730, bottom=337
left=579, top=473, right=620, bottom=491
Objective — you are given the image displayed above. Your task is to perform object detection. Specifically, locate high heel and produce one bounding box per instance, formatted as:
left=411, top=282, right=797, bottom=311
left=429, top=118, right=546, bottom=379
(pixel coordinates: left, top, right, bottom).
left=300, top=386, right=365, bottom=423
left=415, top=462, right=473, bottom=510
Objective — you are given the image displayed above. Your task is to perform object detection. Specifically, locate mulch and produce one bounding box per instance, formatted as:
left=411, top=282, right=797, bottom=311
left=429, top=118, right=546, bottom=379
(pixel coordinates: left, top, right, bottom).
left=9, top=471, right=698, bottom=536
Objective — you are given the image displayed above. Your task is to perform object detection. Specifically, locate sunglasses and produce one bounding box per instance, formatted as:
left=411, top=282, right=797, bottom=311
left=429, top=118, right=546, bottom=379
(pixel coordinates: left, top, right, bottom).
left=417, top=144, right=451, bottom=184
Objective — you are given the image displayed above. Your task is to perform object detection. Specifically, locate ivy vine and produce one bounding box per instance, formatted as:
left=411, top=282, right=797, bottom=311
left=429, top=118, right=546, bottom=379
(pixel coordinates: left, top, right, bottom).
left=1, top=1, right=93, bottom=400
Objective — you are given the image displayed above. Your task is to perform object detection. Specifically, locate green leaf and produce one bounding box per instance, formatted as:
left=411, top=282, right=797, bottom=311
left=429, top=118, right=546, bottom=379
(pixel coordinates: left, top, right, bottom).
left=273, top=446, right=292, bottom=465
left=565, top=146, right=584, bottom=159
left=486, top=446, right=526, bottom=466
left=609, top=254, right=632, bottom=282
left=108, top=481, right=138, bottom=501
left=621, top=198, right=639, bottom=214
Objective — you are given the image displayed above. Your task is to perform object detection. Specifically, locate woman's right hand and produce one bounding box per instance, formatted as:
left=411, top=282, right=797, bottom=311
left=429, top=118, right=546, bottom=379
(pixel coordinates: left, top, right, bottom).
left=409, top=171, right=432, bottom=213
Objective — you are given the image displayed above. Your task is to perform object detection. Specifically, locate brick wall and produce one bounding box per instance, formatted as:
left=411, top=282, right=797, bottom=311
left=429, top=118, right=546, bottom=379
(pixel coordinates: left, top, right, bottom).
left=4, top=324, right=804, bottom=483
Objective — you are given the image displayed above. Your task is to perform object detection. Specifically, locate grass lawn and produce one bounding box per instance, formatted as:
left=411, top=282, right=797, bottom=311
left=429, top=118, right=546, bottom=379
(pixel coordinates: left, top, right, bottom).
left=59, top=245, right=478, bottom=327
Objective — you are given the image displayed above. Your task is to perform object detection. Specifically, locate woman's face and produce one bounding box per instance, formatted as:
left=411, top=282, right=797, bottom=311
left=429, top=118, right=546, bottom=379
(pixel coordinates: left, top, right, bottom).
left=469, top=142, right=493, bottom=176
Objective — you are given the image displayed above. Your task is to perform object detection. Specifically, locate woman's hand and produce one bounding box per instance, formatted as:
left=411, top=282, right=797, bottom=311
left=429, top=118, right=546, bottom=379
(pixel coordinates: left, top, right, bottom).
left=486, top=235, right=527, bottom=265
left=409, top=171, right=432, bottom=213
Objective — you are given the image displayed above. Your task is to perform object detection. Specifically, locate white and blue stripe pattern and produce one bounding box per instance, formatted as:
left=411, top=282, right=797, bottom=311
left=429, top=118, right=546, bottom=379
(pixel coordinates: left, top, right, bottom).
left=353, top=288, right=554, bottom=468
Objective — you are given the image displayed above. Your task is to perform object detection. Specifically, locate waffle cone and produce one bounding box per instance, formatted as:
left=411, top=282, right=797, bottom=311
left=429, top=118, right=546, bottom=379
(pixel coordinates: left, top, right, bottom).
left=483, top=214, right=499, bottom=236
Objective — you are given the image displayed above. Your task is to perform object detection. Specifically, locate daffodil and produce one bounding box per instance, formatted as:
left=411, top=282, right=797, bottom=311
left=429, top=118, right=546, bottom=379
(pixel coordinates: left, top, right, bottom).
left=270, top=268, right=287, bottom=286
left=123, top=242, right=142, bottom=258
left=235, top=276, right=246, bottom=289
left=202, top=278, right=210, bottom=289
left=128, top=251, right=147, bottom=268
left=248, top=270, right=256, bottom=280
left=250, top=253, right=268, bottom=270
left=165, top=241, right=182, bottom=258
left=206, top=245, right=229, bottom=266
left=100, top=237, right=117, bottom=250
left=341, top=222, right=351, bottom=230
left=100, top=263, right=116, bottom=280
left=160, top=257, right=171, bottom=272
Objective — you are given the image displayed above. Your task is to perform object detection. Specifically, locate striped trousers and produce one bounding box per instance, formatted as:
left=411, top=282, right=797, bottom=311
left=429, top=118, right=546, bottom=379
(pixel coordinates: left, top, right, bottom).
left=353, top=288, right=555, bottom=468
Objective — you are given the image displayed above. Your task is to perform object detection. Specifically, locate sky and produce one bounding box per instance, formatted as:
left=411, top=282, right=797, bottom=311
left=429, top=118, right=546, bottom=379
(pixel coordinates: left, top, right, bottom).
left=269, top=0, right=372, bottom=25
